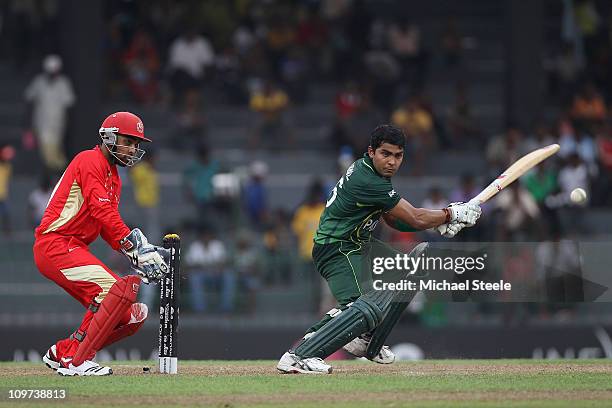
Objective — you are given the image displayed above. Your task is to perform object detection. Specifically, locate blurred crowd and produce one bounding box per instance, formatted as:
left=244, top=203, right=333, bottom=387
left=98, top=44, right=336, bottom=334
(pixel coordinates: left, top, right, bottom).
left=2, top=0, right=612, bottom=323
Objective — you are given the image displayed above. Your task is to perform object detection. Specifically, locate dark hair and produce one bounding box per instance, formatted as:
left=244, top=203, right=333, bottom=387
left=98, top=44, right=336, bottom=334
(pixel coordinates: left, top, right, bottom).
left=369, top=125, right=406, bottom=150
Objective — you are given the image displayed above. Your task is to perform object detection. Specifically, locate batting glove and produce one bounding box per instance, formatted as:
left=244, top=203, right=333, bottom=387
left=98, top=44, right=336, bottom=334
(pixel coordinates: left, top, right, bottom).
left=447, top=202, right=481, bottom=226
left=436, top=221, right=465, bottom=238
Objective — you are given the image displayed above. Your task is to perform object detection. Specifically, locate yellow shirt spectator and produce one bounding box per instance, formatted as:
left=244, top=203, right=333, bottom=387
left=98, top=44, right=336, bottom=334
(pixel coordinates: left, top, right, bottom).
left=292, top=202, right=325, bottom=260
left=392, top=105, right=433, bottom=136
left=250, top=89, right=289, bottom=121
left=130, top=160, right=159, bottom=208
left=0, top=162, right=11, bottom=201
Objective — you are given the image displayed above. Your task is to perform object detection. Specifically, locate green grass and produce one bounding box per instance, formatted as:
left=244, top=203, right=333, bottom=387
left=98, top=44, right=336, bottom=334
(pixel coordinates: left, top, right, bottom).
left=1, top=360, right=611, bottom=407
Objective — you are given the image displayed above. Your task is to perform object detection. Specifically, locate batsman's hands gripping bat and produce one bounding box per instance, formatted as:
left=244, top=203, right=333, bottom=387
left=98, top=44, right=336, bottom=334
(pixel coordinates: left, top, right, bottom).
left=436, top=201, right=481, bottom=238
left=446, top=201, right=481, bottom=226
left=120, top=228, right=170, bottom=284
left=436, top=221, right=465, bottom=238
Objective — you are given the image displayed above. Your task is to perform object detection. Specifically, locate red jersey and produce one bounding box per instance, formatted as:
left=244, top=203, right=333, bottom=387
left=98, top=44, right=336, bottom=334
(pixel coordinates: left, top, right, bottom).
left=35, top=146, right=130, bottom=250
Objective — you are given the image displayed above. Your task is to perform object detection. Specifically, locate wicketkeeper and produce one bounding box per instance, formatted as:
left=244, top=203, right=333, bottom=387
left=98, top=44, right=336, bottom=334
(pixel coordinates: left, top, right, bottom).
left=34, top=112, right=169, bottom=376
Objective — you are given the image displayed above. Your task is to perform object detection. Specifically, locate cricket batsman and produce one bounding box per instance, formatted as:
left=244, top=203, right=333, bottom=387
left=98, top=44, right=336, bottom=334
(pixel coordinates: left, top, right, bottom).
left=277, top=125, right=482, bottom=374
left=34, top=112, right=169, bottom=376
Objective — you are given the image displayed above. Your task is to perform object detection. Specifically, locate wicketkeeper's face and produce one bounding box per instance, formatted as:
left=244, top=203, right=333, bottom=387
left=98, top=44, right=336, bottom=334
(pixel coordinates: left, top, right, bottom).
left=368, top=143, right=404, bottom=178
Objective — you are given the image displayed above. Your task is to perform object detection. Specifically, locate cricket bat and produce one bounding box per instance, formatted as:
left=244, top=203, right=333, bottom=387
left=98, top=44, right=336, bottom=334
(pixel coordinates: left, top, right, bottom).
left=469, top=144, right=560, bottom=205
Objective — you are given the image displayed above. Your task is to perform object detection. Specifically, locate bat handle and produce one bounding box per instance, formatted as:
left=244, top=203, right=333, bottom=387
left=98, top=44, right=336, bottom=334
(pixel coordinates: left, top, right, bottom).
left=468, top=197, right=481, bottom=206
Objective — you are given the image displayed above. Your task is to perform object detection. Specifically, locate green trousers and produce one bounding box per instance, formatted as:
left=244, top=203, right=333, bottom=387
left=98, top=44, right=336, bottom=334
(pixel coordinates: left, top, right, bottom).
left=307, top=241, right=371, bottom=333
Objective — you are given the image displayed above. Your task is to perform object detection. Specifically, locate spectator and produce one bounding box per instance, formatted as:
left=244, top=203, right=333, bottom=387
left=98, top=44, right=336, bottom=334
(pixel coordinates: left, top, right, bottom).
left=594, top=125, right=612, bottom=205
left=265, top=17, right=296, bottom=80
left=249, top=80, right=291, bottom=148
left=392, top=96, right=436, bottom=174
left=558, top=153, right=590, bottom=202
left=24, top=55, right=75, bottom=172
left=232, top=230, right=261, bottom=313
left=0, top=145, right=14, bottom=234
left=547, top=42, right=581, bottom=103
left=524, top=164, right=558, bottom=205
left=129, top=150, right=160, bottom=240
left=280, top=48, right=310, bottom=104
left=262, top=208, right=294, bottom=285
left=243, top=161, right=268, bottom=228
left=486, top=126, right=525, bottom=174
left=183, top=145, right=219, bottom=223
left=557, top=117, right=579, bottom=159
left=440, top=17, right=464, bottom=69
left=494, top=183, right=540, bottom=240
left=335, top=80, right=364, bottom=121
left=570, top=82, right=607, bottom=126
left=122, top=29, right=160, bottom=105
left=28, top=173, right=54, bottom=228
left=168, top=28, right=215, bottom=105
left=173, top=90, right=207, bottom=151
left=185, top=225, right=234, bottom=313
left=447, top=82, right=480, bottom=149
left=524, top=163, right=560, bottom=236
left=449, top=173, right=480, bottom=203
left=387, top=19, right=428, bottom=91
left=296, top=6, right=329, bottom=75
left=292, top=180, right=325, bottom=264
left=214, top=46, right=246, bottom=105
left=233, top=19, right=256, bottom=57
left=292, top=180, right=325, bottom=307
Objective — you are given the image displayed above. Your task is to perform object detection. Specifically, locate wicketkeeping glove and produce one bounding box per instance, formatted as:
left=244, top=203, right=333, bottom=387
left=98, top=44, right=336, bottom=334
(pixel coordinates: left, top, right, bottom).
left=447, top=201, right=481, bottom=226
left=120, top=228, right=170, bottom=284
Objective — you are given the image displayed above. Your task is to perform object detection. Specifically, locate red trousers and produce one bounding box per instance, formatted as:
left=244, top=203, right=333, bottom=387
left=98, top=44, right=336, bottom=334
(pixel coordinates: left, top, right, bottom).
left=33, top=234, right=144, bottom=360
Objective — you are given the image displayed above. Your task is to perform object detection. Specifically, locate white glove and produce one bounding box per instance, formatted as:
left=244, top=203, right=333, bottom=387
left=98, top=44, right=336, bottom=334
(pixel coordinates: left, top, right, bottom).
left=436, top=222, right=465, bottom=238
left=120, top=228, right=170, bottom=284
left=447, top=201, right=481, bottom=226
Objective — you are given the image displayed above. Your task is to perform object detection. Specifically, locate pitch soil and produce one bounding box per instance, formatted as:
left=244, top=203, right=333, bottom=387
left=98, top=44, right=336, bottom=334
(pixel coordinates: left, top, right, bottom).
left=5, top=360, right=611, bottom=377
left=127, top=360, right=612, bottom=376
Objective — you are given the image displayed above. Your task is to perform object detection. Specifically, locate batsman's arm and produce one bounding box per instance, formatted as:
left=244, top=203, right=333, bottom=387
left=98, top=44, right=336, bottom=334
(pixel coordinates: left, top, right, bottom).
left=382, top=213, right=421, bottom=232
left=386, top=199, right=449, bottom=231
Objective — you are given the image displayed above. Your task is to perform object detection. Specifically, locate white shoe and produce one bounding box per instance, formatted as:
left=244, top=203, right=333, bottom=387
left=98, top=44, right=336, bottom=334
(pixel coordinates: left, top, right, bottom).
left=57, top=359, right=113, bottom=376
left=43, top=344, right=99, bottom=372
left=343, top=335, right=395, bottom=364
left=43, top=345, right=60, bottom=371
left=277, top=352, right=332, bottom=374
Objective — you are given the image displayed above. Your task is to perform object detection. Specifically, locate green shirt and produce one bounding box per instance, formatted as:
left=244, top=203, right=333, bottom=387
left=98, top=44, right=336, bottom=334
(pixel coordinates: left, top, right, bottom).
left=314, top=155, right=401, bottom=245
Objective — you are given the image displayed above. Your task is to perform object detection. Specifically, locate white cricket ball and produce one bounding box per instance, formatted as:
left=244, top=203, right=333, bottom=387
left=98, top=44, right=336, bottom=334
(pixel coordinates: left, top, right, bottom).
left=570, top=188, right=587, bottom=204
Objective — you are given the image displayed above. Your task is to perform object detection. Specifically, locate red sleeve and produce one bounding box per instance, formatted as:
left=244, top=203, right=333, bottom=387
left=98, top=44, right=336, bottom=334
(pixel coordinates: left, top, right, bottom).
left=79, top=156, right=130, bottom=250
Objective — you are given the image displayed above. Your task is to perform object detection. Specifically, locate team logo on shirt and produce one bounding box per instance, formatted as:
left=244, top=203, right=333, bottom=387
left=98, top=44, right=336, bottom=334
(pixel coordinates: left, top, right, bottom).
left=388, top=190, right=397, bottom=197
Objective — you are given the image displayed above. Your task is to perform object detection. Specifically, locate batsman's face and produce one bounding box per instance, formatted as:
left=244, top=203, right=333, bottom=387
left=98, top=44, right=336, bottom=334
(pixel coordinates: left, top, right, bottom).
left=368, top=143, right=404, bottom=178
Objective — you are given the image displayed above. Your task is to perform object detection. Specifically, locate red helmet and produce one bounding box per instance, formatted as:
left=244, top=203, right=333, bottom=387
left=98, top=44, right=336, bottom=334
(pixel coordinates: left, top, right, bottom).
left=99, top=112, right=150, bottom=167
left=99, top=111, right=151, bottom=142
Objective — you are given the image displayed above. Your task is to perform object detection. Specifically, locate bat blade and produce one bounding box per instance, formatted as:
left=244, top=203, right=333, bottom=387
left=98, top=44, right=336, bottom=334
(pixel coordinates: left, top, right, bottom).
left=470, top=144, right=560, bottom=205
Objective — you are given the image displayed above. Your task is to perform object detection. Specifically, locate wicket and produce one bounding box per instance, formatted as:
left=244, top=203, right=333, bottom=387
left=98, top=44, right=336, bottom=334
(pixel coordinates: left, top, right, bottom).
left=159, top=234, right=181, bottom=374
